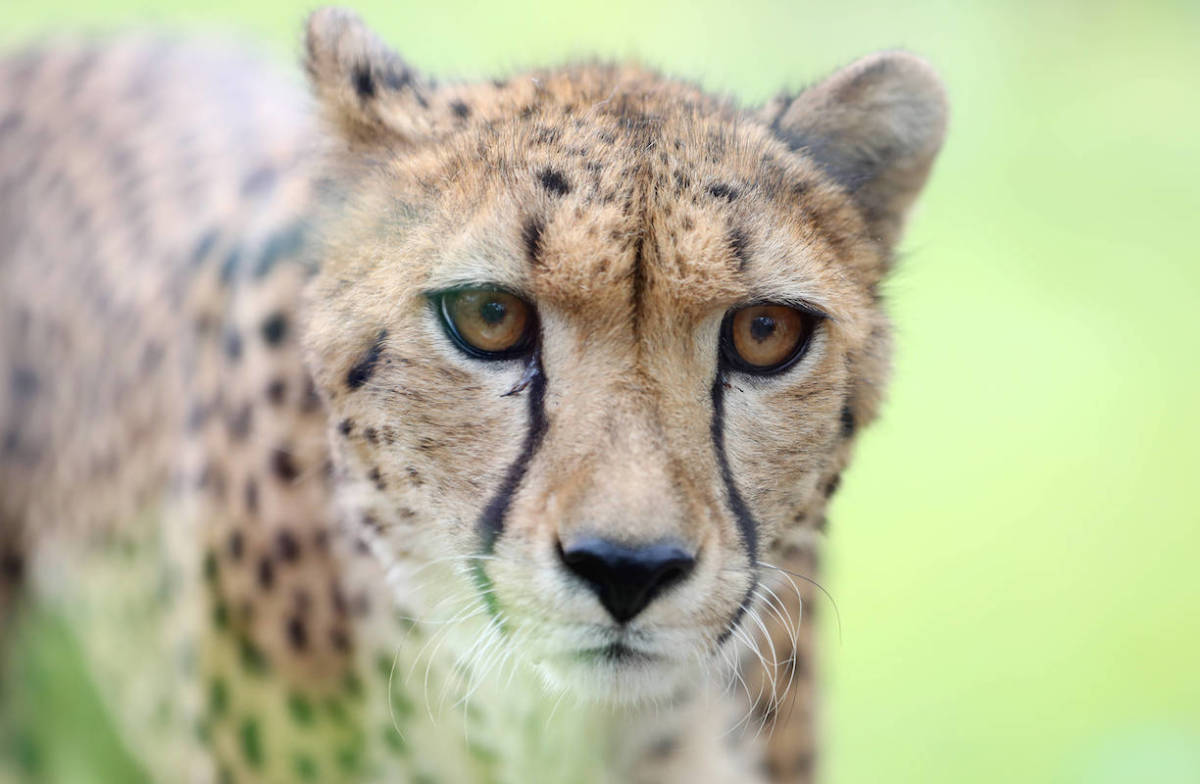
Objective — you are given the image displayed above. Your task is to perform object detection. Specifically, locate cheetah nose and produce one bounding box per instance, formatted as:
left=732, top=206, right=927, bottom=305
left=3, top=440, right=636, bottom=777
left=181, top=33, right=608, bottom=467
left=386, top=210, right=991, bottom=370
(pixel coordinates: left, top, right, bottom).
left=558, top=537, right=696, bottom=624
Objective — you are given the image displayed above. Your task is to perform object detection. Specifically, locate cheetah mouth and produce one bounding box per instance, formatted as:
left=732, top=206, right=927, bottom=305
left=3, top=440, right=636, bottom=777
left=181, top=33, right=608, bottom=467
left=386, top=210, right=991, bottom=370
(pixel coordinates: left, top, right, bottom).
left=538, top=638, right=687, bottom=703
left=573, top=642, right=658, bottom=665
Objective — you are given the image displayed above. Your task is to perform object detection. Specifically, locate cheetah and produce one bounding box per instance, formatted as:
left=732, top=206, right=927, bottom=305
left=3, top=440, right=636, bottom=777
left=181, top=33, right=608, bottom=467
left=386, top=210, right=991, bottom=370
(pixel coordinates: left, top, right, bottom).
left=0, top=7, right=946, bottom=783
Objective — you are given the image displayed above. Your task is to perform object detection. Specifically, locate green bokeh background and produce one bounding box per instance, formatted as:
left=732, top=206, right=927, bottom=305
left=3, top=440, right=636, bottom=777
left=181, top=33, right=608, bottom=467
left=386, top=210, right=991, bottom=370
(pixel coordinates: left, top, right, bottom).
left=3, top=0, right=1198, bottom=782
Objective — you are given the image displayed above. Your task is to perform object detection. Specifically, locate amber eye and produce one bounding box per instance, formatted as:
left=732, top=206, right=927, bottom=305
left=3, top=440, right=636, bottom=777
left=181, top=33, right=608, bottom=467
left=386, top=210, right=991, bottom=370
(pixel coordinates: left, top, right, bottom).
left=437, top=288, right=536, bottom=359
left=721, top=303, right=820, bottom=374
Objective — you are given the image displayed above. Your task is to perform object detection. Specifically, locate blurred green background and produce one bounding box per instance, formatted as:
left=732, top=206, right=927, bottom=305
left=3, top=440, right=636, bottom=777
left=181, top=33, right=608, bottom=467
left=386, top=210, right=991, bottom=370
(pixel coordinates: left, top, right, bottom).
left=3, top=0, right=1198, bottom=782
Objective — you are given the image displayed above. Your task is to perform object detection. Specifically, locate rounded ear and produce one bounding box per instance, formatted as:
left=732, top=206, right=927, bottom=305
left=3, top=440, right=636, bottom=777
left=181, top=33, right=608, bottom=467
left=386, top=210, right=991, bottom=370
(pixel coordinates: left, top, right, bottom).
left=762, top=51, right=948, bottom=247
left=304, top=7, right=436, bottom=148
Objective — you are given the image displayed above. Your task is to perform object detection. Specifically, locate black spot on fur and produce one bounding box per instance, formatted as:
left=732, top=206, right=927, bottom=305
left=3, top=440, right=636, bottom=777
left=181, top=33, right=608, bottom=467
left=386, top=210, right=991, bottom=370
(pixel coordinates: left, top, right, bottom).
left=450, top=100, right=471, bottom=119
left=301, top=376, right=322, bottom=413
left=368, top=467, right=386, bottom=491
left=363, top=427, right=378, bottom=444
left=241, top=166, right=276, bottom=196
left=840, top=403, right=856, bottom=438
left=337, top=418, right=354, bottom=437
left=10, top=367, right=38, bottom=399
left=271, top=448, right=299, bottom=483
left=190, top=229, right=219, bottom=267
left=382, top=66, right=412, bottom=90
left=254, top=223, right=305, bottom=278
left=707, top=183, right=739, bottom=202
left=0, top=111, right=23, bottom=137
left=277, top=530, right=300, bottom=562
left=227, top=403, right=253, bottom=441
left=257, top=556, right=275, bottom=590
left=140, top=342, right=164, bottom=373
left=330, top=628, right=352, bottom=653
left=266, top=379, right=287, bottom=406
left=824, top=474, right=842, bottom=498
left=521, top=217, right=545, bottom=265
left=286, top=616, right=308, bottom=650
left=346, top=330, right=387, bottom=390
left=352, top=64, right=375, bottom=99
left=729, top=228, right=749, bottom=272
left=260, top=312, right=288, bottom=347
left=223, top=331, right=243, bottom=362
left=228, top=531, right=244, bottom=562
left=219, top=248, right=241, bottom=284
left=1, top=550, right=24, bottom=583
left=538, top=168, right=571, bottom=196
left=245, top=478, right=259, bottom=515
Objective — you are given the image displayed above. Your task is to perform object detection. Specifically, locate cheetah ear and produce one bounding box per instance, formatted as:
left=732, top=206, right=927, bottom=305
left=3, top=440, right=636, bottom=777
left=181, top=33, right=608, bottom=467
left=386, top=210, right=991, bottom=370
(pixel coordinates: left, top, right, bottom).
left=304, top=7, right=436, bottom=148
left=763, top=51, right=948, bottom=247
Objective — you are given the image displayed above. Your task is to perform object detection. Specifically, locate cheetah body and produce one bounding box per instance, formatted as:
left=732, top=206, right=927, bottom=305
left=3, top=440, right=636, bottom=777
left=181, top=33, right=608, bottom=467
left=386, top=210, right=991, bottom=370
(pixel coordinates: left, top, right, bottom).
left=0, top=9, right=946, bottom=784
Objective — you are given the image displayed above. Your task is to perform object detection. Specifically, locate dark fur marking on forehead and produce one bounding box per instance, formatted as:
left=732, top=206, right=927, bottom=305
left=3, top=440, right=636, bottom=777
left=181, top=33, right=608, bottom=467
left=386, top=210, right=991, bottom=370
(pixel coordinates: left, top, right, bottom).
left=346, top=330, right=387, bottom=390
left=450, top=100, right=471, bottom=119
left=630, top=232, right=647, bottom=337
left=522, top=217, right=545, bottom=265
left=477, top=356, right=548, bottom=552
left=707, top=183, right=739, bottom=202
left=729, top=228, right=749, bottom=272
left=538, top=168, right=571, bottom=197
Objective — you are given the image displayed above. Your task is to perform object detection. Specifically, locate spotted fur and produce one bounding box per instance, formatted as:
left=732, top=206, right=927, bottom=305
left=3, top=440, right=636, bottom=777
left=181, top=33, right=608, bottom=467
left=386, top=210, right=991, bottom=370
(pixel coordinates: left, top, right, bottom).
left=0, top=8, right=946, bottom=783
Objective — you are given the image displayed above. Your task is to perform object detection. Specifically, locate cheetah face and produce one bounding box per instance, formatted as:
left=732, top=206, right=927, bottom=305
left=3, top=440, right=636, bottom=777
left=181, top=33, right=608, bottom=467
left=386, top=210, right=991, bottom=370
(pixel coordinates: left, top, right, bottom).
left=301, top=9, right=945, bottom=702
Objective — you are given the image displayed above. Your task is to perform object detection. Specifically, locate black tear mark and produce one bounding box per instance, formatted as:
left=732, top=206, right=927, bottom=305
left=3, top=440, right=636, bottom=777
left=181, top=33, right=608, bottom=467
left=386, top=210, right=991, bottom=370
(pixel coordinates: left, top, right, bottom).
left=477, top=356, right=548, bottom=552
left=346, top=330, right=387, bottom=390
left=450, top=100, right=471, bottom=119
left=709, top=372, right=758, bottom=562
left=538, top=168, right=571, bottom=197
left=522, top=217, right=545, bottom=265
left=707, top=183, right=739, bottom=202
left=729, top=227, right=749, bottom=272
left=352, top=64, right=375, bottom=99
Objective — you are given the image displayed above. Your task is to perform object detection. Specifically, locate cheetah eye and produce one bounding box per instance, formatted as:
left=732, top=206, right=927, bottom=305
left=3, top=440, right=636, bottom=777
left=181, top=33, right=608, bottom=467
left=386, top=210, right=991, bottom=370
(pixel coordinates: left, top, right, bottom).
left=720, top=303, right=821, bottom=375
left=436, top=288, right=537, bottom=360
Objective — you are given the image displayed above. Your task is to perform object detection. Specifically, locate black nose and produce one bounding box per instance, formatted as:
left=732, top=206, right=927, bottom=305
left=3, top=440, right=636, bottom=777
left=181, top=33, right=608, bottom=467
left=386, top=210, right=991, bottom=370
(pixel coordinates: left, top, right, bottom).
left=558, top=538, right=696, bottom=624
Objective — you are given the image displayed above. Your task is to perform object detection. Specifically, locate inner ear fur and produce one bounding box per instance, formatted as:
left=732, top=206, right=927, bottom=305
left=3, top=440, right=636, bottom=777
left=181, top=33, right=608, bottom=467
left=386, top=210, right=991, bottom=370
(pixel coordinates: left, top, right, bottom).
left=764, top=51, right=948, bottom=248
left=304, top=6, right=436, bottom=149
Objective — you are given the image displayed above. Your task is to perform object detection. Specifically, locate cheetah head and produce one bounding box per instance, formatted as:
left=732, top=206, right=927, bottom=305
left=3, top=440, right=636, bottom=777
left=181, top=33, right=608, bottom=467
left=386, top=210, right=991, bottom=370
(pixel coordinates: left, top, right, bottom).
left=301, top=8, right=946, bottom=702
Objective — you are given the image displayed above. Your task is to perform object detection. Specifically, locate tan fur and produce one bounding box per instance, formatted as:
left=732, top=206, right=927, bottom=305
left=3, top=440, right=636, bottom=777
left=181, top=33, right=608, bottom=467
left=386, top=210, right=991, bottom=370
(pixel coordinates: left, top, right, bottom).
left=1, top=8, right=945, bottom=783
